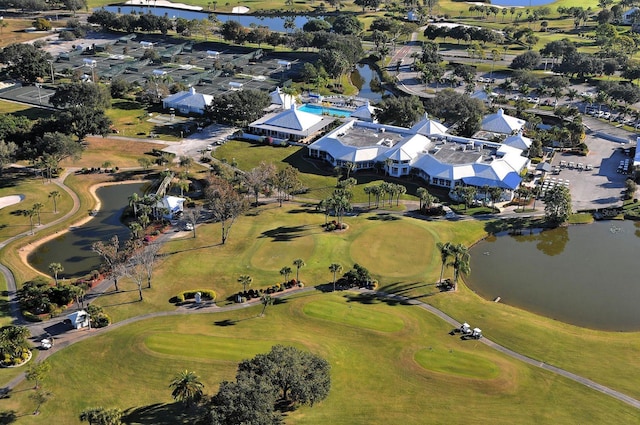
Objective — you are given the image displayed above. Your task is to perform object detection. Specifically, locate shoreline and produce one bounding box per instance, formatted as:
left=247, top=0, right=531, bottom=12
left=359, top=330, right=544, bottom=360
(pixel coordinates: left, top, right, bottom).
left=17, top=180, right=143, bottom=278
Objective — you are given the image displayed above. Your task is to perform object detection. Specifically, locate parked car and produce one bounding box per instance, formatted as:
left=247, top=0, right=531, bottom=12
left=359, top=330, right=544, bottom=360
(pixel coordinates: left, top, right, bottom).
left=183, top=223, right=194, bottom=231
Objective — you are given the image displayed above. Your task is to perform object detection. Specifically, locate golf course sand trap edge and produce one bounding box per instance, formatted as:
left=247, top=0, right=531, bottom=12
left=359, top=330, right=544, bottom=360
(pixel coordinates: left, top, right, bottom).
left=0, top=194, right=24, bottom=210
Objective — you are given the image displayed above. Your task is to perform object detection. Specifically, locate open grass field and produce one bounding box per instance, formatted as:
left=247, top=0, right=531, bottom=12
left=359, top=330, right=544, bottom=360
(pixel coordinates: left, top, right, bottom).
left=92, top=204, right=487, bottom=322
left=0, top=172, right=74, bottom=241
left=60, top=137, right=166, bottom=170
left=0, top=19, right=65, bottom=48
left=0, top=101, right=54, bottom=121
left=2, top=291, right=639, bottom=424
left=214, top=140, right=422, bottom=203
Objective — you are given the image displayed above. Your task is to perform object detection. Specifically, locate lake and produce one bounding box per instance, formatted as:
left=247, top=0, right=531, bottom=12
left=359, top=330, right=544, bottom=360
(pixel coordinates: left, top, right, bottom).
left=467, top=221, right=640, bottom=331
left=100, top=6, right=313, bottom=32
left=28, top=183, right=144, bottom=278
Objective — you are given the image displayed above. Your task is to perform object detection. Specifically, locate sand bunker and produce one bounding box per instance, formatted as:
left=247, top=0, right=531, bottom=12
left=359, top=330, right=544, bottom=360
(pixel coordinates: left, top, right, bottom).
left=0, top=194, right=25, bottom=210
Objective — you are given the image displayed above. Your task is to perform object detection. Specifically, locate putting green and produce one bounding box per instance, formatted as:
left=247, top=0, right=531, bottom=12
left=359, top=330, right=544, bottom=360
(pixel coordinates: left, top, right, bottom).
left=350, top=220, right=435, bottom=278
left=414, top=348, right=501, bottom=379
left=302, top=299, right=405, bottom=332
left=143, top=334, right=284, bottom=362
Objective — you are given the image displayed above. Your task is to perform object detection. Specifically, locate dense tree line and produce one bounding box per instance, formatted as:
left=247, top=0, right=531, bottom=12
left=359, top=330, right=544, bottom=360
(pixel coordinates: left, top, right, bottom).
left=88, top=9, right=173, bottom=34
left=423, top=24, right=504, bottom=46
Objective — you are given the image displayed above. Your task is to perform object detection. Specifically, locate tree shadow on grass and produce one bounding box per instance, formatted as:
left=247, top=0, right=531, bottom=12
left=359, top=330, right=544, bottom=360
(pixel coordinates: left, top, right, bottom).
left=259, top=225, right=314, bottom=242
left=0, top=410, right=16, bottom=424
left=379, top=281, right=438, bottom=298
left=367, top=213, right=401, bottom=221
left=123, top=402, right=204, bottom=425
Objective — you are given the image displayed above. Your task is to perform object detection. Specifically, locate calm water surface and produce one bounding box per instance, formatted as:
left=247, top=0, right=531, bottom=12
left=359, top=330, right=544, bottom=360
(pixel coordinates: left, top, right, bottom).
left=28, top=183, right=144, bottom=278
left=468, top=221, right=640, bottom=331
left=100, top=6, right=312, bottom=32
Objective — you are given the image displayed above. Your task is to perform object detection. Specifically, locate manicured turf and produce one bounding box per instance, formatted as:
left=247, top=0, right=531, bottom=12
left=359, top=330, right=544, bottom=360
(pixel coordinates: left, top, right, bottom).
left=3, top=292, right=639, bottom=424
left=60, top=137, right=166, bottom=170
left=0, top=172, right=74, bottom=241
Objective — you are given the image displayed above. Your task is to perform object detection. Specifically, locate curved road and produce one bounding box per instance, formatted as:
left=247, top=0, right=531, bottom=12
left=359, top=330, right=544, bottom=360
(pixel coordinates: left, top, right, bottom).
left=1, top=163, right=639, bottom=411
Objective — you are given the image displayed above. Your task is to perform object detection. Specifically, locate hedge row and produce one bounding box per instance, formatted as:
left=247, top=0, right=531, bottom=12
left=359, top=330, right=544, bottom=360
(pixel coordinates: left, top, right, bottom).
left=173, top=290, right=216, bottom=304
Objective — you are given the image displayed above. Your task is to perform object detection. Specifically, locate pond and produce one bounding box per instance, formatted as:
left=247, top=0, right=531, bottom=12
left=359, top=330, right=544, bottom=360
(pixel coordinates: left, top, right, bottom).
left=350, top=63, right=389, bottom=103
left=100, top=6, right=313, bottom=32
left=467, top=221, right=640, bottom=331
left=28, top=183, right=145, bottom=278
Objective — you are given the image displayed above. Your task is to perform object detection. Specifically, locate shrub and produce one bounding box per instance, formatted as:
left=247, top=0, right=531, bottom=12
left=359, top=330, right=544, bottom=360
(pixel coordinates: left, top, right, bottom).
left=22, top=312, right=42, bottom=322
left=174, top=289, right=217, bottom=304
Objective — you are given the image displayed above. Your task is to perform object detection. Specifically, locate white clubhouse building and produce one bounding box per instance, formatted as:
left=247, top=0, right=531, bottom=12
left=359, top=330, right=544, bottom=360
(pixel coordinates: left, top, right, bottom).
left=307, top=110, right=530, bottom=199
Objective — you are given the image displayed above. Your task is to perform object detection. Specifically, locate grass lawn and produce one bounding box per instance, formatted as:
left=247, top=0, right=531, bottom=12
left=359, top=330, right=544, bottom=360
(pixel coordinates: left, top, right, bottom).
left=107, top=100, right=184, bottom=141
left=93, top=204, right=486, bottom=322
left=0, top=100, right=54, bottom=120
left=2, top=291, right=638, bottom=424
left=0, top=171, right=74, bottom=241
left=60, top=137, right=165, bottom=170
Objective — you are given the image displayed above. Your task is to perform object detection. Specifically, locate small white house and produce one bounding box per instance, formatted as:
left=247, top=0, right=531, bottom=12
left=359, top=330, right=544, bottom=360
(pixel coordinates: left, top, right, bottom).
left=67, top=310, right=90, bottom=329
left=158, top=196, right=185, bottom=219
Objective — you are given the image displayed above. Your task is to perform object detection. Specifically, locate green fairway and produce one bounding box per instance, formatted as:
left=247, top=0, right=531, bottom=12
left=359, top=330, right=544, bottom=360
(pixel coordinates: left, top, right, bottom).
left=93, top=204, right=486, bottom=322
left=3, top=292, right=639, bottom=424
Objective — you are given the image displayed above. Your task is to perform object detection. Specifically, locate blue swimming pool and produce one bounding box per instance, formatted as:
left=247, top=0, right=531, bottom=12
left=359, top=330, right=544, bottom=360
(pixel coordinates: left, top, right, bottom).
left=298, top=104, right=352, bottom=118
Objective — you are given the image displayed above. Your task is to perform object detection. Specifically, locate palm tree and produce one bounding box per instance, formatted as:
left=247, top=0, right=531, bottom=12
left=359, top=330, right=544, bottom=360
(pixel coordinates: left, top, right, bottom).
left=416, top=187, right=428, bottom=210
left=238, top=274, right=252, bottom=294
left=344, top=161, right=356, bottom=179
left=395, top=184, right=406, bottom=206
left=436, top=242, right=453, bottom=284
left=169, top=370, right=204, bottom=407
left=292, top=258, right=305, bottom=283
left=20, top=208, right=36, bottom=235
left=48, top=190, right=61, bottom=214
left=364, top=186, right=373, bottom=208
left=279, top=266, right=292, bottom=283
left=48, top=262, right=64, bottom=287
left=448, top=243, right=470, bottom=290
left=32, top=202, right=44, bottom=226
left=260, top=294, right=273, bottom=316
left=129, top=222, right=143, bottom=239
left=128, top=193, right=140, bottom=217
left=329, top=263, right=343, bottom=292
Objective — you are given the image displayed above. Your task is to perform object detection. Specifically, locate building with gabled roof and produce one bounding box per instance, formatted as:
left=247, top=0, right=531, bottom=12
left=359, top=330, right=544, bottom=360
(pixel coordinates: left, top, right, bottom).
left=481, top=108, right=526, bottom=134
left=350, top=101, right=378, bottom=122
left=247, top=104, right=335, bottom=142
left=502, top=131, right=532, bottom=151
left=308, top=116, right=530, bottom=198
left=162, top=87, right=213, bottom=115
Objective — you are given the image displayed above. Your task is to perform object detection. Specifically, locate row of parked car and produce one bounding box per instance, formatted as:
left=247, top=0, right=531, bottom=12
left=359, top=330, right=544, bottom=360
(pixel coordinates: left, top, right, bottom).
left=584, top=107, right=640, bottom=127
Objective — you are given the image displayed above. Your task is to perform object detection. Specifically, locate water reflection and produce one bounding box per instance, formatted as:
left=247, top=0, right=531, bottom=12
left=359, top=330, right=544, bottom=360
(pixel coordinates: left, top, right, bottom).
left=28, top=183, right=144, bottom=278
left=350, top=63, right=388, bottom=102
left=468, top=221, right=640, bottom=330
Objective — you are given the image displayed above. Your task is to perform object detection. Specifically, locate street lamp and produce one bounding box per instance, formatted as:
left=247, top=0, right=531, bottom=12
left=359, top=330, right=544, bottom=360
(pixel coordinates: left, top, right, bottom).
left=35, top=82, right=42, bottom=105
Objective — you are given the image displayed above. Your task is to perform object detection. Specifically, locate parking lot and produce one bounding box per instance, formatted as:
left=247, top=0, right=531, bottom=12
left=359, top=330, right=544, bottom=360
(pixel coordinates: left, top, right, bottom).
left=549, top=116, right=636, bottom=212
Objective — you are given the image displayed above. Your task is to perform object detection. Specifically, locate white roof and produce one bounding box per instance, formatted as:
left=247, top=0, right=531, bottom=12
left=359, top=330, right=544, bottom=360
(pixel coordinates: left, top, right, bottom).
left=269, top=87, right=296, bottom=109
left=381, top=134, right=431, bottom=163
left=502, top=132, right=532, bottom=150
left=161, top=196, right=185, bottom=212
left=411, top=113, right=448, bottom=136
left=350, top=101, right=377, bottom=122
left=263, top=105, right=322, bottom=131
left=481, top=108, right=525, bottom=134
left=67, top=310, right=88, bottom=324
left=163, top=88, right=213, bottom=112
